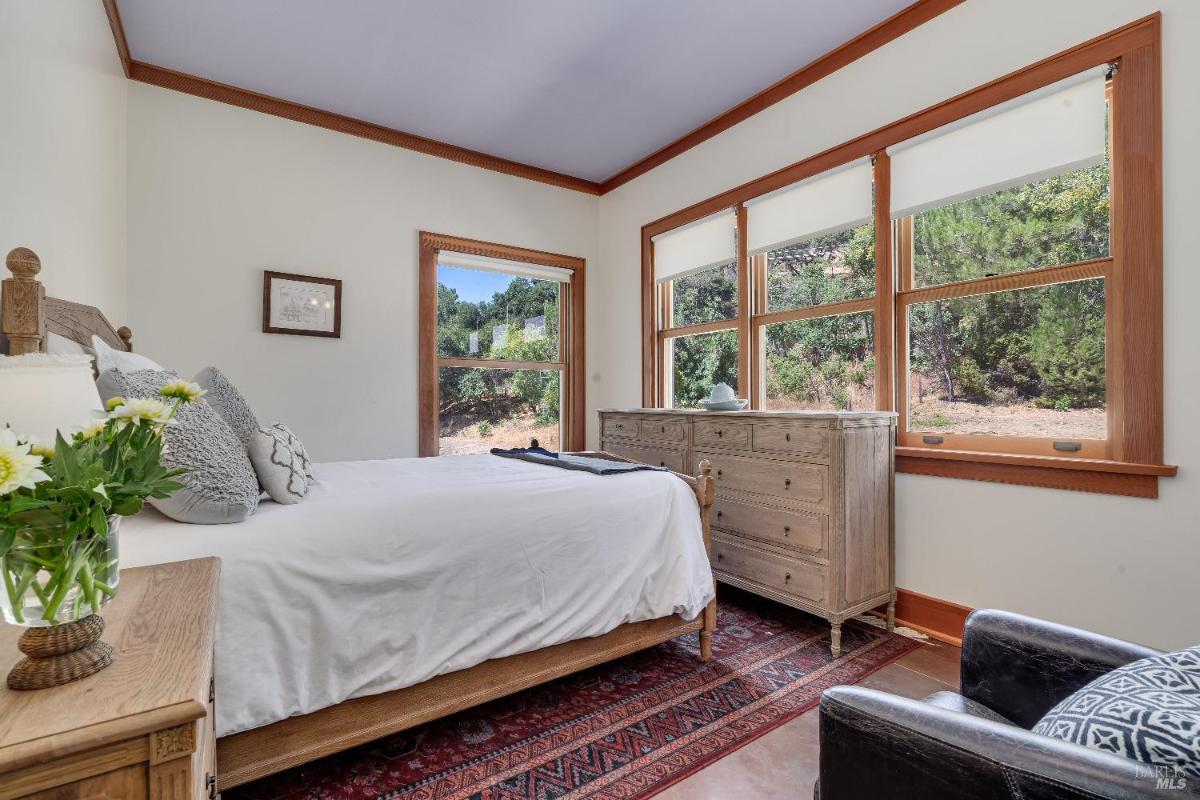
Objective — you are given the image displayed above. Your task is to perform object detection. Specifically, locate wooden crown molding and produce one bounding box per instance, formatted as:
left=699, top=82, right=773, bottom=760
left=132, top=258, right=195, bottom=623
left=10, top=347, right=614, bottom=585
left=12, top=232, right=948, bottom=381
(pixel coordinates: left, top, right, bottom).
left=101, top=0, right=131, bottom=78
left=102, top=0, right=961, bottom=196
left=127, top=61, right=602, bottom=195
left=599, top=0, right=967, bottom=193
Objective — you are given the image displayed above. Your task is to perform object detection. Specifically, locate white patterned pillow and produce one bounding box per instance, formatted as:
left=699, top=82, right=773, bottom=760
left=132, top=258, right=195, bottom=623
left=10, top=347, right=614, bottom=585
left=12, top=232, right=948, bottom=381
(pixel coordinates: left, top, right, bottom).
left=1033, top=645, right=1200, bottom=778
left=248, top=423, right=310, bottom=504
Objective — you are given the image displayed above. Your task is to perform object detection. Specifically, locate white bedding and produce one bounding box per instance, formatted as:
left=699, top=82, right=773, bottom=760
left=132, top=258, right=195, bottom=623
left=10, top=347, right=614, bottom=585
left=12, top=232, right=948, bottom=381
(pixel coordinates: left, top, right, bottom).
left=120, top=454, right=714, bottom=736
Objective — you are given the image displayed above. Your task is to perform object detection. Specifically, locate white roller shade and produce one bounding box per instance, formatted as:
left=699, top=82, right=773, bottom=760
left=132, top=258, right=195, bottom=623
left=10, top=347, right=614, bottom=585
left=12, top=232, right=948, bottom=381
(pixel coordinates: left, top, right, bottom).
left=888, top=68, right=1107, bottom=219
left=745, top=159, right=873, bottom=255
left=438, top=251, right=572, bottom=283
left=652, top=210, right=736, bottom=282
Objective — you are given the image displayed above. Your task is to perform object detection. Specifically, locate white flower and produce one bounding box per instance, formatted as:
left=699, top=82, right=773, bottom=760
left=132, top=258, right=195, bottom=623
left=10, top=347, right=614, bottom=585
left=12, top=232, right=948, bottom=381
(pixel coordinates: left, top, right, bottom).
left=0, top=428, right=51, bottom=496
left=108, top=397, right=174, bottom=425
left=159, top=380, right=206, bottom=403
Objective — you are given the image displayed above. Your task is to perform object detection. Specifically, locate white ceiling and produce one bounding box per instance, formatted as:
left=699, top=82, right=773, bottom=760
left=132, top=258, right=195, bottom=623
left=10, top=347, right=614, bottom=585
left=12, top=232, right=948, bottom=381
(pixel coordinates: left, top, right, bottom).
left=117, top=0, right=912, bottom=183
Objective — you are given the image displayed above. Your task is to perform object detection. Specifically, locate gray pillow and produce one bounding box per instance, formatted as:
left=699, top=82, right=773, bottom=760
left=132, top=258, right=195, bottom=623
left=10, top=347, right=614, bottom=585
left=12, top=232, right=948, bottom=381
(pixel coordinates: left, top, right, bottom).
left=96, top=369, right=260, bottom=524
left=248, top=423, right=310, bottom=504
left=194, top=367, right=259, bottom=449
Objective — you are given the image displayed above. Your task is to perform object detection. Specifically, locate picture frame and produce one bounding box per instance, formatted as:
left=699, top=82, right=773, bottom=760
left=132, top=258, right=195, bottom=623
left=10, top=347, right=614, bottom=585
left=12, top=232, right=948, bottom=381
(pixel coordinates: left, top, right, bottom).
left=262, top=271, right=342, bottom=338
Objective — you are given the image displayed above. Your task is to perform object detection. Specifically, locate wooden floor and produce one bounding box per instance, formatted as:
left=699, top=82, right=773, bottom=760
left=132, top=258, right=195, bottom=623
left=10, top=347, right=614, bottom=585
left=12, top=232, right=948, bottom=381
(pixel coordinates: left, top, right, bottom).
left=656, top=637, right=962, bottom=799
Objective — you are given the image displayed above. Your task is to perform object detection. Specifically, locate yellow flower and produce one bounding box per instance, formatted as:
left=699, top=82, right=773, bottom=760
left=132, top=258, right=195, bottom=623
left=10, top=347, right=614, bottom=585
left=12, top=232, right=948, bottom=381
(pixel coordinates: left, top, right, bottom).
left=105, top=396, right=126, bottom=412
left=76, top=421, right=106, bottom=441
left=28, top=440, right=55, bottom=459
left=0, top=428, right=51, bottom=496
left=108, top=397, right=173, bottom=426
left=159, top=380, right=206, bottom=403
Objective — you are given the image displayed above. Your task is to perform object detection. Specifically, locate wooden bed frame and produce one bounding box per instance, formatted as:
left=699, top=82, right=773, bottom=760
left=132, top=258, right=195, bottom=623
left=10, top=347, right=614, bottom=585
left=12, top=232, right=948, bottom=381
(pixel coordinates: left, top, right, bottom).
left=1, top=247, right=718, bottom=789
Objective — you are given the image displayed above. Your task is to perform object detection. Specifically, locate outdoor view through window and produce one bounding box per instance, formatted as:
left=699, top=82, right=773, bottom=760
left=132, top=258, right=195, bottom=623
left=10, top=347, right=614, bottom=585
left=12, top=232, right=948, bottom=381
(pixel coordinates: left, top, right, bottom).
left=436, top=264, right=562, bottom=454
left=904, top=151, right=1110, bottom=441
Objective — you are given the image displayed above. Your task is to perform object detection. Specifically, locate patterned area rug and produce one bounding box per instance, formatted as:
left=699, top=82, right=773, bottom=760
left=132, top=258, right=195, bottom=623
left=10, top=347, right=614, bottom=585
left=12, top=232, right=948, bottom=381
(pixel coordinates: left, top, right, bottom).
left=227, top=589, right=918, bottom=800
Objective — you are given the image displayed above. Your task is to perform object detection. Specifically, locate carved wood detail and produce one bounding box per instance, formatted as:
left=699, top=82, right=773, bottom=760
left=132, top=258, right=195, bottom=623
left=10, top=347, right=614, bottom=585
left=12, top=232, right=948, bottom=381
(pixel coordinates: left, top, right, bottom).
left=151, top=724, right=196, bottom=765
left=1, top=249, right=133, bottom=356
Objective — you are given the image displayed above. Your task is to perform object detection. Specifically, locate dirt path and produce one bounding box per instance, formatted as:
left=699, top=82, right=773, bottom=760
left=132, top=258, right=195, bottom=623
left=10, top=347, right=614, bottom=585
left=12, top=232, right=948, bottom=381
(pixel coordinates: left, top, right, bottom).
left=439, top=414, right=559, bottom=456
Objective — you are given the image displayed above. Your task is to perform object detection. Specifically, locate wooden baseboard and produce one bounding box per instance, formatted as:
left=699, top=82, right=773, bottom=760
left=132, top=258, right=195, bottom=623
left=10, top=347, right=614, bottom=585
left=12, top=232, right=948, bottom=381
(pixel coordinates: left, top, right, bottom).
left=887, top=588, right=973, bottom=647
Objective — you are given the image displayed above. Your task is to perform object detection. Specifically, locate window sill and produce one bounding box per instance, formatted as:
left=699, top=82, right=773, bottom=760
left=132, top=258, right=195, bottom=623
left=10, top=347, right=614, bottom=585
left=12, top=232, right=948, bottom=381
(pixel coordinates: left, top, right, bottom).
left=895, top=447, right=1177, bottom=498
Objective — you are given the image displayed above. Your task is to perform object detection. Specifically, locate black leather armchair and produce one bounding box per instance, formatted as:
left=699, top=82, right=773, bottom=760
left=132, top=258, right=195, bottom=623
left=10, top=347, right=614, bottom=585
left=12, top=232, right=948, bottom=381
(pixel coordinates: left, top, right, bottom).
left=816, top=609, right=1197, bottom=799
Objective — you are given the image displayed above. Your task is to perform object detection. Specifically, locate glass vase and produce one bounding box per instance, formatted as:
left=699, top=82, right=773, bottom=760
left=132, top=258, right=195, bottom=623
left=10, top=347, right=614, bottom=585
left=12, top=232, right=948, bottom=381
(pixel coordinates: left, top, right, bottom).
left=0, top=515, right=120, bottom=627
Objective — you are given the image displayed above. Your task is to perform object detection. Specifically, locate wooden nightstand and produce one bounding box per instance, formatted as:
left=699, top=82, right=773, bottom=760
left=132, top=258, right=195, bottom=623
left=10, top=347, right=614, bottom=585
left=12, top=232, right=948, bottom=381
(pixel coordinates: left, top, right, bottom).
left=0, top=558, right=221, bottom=800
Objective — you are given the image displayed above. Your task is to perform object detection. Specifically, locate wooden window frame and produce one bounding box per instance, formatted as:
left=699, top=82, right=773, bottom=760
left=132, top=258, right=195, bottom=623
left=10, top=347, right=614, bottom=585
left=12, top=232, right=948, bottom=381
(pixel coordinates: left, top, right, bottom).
left=641, top=14, right=1174, bottom=497
left=419, top=231, right=586, bottom=457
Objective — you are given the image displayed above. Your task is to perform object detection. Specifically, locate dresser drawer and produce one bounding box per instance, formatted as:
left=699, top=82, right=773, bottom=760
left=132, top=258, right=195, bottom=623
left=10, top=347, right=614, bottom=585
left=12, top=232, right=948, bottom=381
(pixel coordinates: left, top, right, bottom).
left=638, top=417, right=689, bottom=444
left=694, top=419, right=752, bottom=449
left=696, top=450, right=828, bottom=506
left=713, top=496, right=826, bottom=556
left=713, top=533, right=827, bottom=604
left=603, top=440, right=688, bottom=473
left=601, top=415, right=639, bottom=439
left=753, top=422, right=829, bottom=458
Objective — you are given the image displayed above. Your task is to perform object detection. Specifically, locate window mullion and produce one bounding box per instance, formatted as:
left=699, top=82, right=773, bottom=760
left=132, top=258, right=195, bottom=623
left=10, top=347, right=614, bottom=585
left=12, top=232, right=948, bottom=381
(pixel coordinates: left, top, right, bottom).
left=874, top=150, right=895, bottom=413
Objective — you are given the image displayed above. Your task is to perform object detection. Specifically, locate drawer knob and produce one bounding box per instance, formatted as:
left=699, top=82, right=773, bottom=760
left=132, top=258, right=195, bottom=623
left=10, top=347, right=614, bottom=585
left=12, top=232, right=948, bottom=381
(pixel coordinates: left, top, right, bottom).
left=783, top=525, right=790, bottom=536
left=659, top=461, right=666, bottom=467
left=661, top=425, right=666, bottom=433
left=716, top=510, right=723, bottom=519
left=717, top=430, right=724, bottom=437
left=716, top=469, right=723, bottom=478
left=784, top=478, right=792, bottom=489
left=784, top=572, right=792, bottom=584
left=785, top=432, right=791, bottom=442
left=717, top=553, right=724, bottom=562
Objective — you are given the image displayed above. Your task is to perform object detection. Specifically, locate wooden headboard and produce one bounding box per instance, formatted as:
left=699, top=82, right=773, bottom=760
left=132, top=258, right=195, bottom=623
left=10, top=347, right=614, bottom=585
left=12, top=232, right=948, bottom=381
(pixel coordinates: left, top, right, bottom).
left=1, top=247, right=132, bottom=356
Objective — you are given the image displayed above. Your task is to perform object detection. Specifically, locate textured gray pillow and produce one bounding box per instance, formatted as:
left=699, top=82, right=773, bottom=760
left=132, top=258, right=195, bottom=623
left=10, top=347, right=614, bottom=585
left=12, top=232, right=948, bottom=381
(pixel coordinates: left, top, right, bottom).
left=96, top=369, right=260, bottom=524
left=249, top=423, right=310, bottom=504
left=193, top=367, right=259, bottom=449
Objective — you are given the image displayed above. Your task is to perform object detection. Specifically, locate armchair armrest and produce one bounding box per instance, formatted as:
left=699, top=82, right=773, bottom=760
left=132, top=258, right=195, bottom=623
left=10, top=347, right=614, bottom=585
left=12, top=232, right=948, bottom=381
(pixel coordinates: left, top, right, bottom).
left=819, top=686, right=1188, bottom=800
left=960, top=609, right=1160, bottom=728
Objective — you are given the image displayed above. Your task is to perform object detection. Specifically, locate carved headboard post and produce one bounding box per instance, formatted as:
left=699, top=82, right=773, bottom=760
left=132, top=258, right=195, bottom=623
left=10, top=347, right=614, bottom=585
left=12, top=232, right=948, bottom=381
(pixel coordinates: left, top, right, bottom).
left=2, top=248, right=46, bottom=355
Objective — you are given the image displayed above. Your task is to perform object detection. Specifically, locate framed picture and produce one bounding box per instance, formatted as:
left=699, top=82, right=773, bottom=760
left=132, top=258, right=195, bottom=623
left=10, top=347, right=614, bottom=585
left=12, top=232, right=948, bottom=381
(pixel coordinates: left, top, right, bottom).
left=262, top=271, right=342, bottom=338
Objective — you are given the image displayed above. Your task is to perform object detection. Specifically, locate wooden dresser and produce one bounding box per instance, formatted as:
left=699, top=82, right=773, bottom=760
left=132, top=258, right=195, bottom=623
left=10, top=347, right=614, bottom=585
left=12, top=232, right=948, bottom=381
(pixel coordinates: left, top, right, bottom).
left=0, top=558, right=221, bottom=800
left=600, top=409, right=896, bottom=655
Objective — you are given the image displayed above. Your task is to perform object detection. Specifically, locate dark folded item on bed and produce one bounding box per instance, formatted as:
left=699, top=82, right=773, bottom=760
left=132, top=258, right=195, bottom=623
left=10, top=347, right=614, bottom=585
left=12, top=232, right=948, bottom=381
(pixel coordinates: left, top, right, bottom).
left=490, top=447, right=668, bottom=475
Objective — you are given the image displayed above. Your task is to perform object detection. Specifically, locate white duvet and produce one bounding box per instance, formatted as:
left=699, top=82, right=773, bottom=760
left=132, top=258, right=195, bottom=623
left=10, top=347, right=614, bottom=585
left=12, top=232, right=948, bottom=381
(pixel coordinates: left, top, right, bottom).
left=120, top=454, right=714, bottom=736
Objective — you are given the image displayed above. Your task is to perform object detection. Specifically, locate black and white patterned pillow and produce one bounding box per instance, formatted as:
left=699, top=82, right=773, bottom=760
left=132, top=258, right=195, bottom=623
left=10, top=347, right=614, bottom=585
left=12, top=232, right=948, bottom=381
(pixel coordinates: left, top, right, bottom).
left=248, top=423, right=310, bottom=504
left=1033, top=645, right=1200, bottom=778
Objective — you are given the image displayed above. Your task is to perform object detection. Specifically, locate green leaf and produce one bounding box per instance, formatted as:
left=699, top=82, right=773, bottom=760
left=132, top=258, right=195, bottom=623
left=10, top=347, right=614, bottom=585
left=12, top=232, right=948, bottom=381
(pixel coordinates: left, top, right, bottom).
left=110, top=496, right=143, bottom=516
left=0, top=528, right=15, bottom=559
left=50, top=430, right=82, bottom=486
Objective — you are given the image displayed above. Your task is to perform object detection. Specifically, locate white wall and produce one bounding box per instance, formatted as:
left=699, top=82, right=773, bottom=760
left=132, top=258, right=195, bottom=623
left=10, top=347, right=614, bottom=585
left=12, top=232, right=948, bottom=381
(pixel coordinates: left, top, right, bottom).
left=0, top=1, right=126, bottom=322
left=126, top=83, right=597, bottom=461
left=594, top=0, right=1200, bottom=649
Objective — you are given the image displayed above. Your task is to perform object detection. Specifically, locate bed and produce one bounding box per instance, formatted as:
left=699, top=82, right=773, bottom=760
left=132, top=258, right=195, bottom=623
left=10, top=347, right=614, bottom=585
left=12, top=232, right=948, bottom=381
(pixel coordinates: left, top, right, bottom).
left=0, top=247, right=718, bottom=789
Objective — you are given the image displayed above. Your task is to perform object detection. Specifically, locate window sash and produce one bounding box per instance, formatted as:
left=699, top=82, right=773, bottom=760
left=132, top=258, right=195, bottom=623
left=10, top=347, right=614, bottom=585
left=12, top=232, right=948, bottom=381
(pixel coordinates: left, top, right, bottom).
left=894, top=253, right=1112, bottom=457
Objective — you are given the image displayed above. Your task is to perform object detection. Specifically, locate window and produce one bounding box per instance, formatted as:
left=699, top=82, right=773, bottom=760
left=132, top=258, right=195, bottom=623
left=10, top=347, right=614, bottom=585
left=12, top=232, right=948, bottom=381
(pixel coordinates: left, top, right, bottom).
left=893, top=68, right=1111, bottom=457
left=651, top=211, right=741, bottom=408
left=643, top=17, right=1170, bottom=496
left=420, top=233, right=584, bottom=457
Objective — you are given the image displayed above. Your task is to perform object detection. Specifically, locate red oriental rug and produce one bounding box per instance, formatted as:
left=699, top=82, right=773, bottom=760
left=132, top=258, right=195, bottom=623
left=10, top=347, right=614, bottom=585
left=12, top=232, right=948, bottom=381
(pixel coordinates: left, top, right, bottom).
left=226, top=589, right=918, bottom=800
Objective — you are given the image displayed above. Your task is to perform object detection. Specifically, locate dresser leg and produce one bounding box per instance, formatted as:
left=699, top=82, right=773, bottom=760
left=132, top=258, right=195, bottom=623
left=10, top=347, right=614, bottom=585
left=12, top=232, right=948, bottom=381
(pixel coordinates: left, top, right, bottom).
left=886, top=600, right=896, bottom=632
left=830, top=622, right=842, bottom=658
